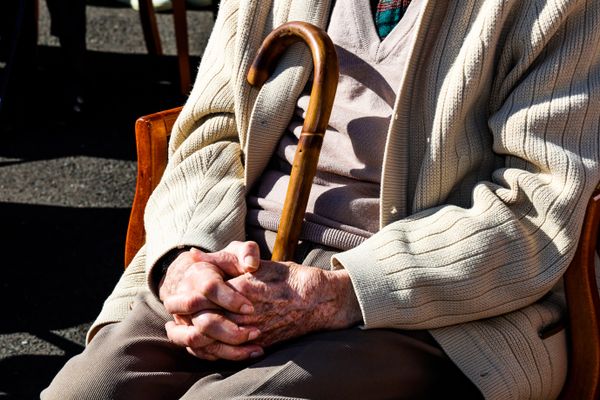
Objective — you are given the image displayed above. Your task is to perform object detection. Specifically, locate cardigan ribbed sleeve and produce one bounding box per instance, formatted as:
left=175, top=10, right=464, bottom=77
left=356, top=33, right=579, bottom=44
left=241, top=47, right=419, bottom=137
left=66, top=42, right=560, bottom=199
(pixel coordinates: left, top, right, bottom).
left=142, top=0, right=248, bottom=293
left=333, top=0, right=600, bottom=330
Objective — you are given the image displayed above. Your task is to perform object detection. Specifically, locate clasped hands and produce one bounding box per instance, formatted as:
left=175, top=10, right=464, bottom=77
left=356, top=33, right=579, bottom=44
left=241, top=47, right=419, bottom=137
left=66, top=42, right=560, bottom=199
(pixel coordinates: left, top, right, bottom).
left=158, top=241, right=361, bottom=361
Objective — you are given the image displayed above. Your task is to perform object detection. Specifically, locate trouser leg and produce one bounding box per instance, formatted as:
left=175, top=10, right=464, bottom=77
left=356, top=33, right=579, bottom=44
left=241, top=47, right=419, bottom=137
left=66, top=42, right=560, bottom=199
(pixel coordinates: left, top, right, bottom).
left=41, top=290, right=218, bottom=400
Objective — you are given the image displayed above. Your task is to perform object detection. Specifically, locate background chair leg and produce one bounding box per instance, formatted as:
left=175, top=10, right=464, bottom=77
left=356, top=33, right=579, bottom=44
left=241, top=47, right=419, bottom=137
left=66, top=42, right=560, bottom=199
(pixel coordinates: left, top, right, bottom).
left=138, top=0, right=162, bottom=55
left=172, top=0, right=190, bottom=94
left=211, top=0, right=218, bottom=20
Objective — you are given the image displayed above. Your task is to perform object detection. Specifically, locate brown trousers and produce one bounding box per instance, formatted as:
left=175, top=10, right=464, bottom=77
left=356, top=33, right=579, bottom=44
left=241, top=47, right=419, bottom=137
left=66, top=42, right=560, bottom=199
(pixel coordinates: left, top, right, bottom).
left=42, top=243, right=483, bottom=399
left=42, top=290, right=483, bottom=400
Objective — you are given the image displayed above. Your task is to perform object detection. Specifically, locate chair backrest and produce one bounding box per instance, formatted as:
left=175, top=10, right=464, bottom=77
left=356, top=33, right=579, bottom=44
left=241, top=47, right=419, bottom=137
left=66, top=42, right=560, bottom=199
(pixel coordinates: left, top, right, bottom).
left=559, top=186, right=600, bottom=399
left=124, top=108, right=600, bottom=399
left=124, top=106, right=182, bottom=266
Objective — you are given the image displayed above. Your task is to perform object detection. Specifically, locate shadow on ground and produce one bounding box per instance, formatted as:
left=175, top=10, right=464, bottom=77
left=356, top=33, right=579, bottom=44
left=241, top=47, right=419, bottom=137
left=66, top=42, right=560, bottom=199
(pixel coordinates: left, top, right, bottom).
left=3, top=46, right=193, bottom=161
left=0, top=43, right=197, bottom=399
left=0, top=203, right=130, bottom=399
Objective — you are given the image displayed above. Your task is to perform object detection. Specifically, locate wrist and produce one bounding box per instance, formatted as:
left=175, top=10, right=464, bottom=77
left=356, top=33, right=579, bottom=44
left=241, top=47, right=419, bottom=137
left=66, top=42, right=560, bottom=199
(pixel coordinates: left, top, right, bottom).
left=320, top=269, right=363, bottom=329
left=154, top=246, right=192, bottom=299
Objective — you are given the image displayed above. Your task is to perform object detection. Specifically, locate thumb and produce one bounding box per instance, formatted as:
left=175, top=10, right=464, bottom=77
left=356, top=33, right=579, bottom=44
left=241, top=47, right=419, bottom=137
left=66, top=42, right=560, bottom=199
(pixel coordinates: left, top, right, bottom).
left=239, top=241, right=261, bottom=272
left=226, top=240, right=260, bottom=272
left=202, top=241, right=261, bottom=276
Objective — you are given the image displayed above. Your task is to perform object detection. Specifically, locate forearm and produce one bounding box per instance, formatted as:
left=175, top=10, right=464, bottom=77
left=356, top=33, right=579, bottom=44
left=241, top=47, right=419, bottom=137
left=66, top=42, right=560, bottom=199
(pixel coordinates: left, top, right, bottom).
left=143, top=139, right=247, bottom=290
left=142, top=0, right=245, bottom=288
left=320, top=269, right=363, bottom=330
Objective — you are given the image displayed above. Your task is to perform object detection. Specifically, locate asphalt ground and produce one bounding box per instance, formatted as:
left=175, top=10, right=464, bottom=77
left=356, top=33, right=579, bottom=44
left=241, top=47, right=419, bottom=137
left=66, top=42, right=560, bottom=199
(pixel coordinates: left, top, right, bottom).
left=0, top=2, right=214, bottom=398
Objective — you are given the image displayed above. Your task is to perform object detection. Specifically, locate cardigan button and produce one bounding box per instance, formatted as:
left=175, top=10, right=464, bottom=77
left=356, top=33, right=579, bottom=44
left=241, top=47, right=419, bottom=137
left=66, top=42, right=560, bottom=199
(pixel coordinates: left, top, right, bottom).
left=390, top=207, right=398, bottom=215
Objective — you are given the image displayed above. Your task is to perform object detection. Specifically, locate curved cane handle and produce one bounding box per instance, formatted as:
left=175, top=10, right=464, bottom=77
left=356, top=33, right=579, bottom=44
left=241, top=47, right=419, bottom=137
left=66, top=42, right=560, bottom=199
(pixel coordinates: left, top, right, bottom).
left=247, top=21, right=339, bottom=261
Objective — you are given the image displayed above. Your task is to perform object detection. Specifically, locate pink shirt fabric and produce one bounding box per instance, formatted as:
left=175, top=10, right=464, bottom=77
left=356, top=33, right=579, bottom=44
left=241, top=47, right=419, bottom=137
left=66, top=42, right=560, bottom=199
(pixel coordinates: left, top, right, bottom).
left=247, top=0, right=424, bottom=252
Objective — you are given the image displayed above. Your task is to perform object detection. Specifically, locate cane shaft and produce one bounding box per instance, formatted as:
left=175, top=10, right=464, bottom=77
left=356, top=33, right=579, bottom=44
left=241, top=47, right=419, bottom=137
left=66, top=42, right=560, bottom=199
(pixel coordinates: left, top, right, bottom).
left=247, top=21, right=338, bottom=262
left=271, top=133, right=324, bottom=261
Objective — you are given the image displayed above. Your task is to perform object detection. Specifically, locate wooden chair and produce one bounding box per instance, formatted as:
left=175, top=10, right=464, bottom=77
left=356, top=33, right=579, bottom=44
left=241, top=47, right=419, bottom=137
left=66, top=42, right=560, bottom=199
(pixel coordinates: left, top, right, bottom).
left=124, top=107, right=600, bottom=400
left=138, top=0, right=218, bottom=95
left=125, top=106, right=182, bottom=262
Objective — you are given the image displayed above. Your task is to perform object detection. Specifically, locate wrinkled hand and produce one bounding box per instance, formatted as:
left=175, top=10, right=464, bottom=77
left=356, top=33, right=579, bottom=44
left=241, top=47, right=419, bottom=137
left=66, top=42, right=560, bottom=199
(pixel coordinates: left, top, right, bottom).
left=226, top=261, right=362, bottom=347
left=160, top=241, right=265, bottom=360
left=165, top=259, right=362, bottom=360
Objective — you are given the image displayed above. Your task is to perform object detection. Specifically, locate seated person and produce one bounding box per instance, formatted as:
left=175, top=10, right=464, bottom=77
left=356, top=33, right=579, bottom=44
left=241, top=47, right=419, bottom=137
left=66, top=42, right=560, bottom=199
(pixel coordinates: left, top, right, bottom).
left=42, top=0, right=600, bottom=398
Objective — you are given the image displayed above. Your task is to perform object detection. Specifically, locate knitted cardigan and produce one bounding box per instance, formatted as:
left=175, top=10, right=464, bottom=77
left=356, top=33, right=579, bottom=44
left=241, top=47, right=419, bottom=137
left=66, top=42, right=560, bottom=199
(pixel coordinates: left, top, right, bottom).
left=90, top=1, right=600, bottom=399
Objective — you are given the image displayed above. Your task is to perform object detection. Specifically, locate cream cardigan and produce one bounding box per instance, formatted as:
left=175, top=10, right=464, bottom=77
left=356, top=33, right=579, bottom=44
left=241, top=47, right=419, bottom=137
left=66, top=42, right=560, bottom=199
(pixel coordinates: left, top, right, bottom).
left=90, top=1, right=600, bottom=399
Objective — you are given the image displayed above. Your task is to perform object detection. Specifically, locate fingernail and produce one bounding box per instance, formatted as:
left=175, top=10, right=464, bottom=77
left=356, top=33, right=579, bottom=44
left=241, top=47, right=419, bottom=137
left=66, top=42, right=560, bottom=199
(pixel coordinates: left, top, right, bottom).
left=240, top=304, right=254, bottom=314
left=248, top=330, right=260, bottom=341
left=250, top=350, right=264, bottom=358
left=244, top=256, right=259, bottom=270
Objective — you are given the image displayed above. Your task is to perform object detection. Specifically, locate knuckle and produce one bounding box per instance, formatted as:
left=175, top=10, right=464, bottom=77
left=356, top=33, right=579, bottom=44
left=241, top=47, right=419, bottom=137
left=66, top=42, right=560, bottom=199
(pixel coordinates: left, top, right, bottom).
left=186, top=328, right=208, bottom=346
left=178, top=295, right=199, bottom=313
left=200, top=279, right=219, bottom=297
left=194, top=313, right=210, bottom=327
left=240, top=241, right=253, bottom=254
left=190, top=261, right=206, bottom=272
left=236, top=279, right=252, bottom=292
left=179, top=252, right=195, bottom=265
left=231, top=331, right=249, bottom=345
left=204, top=342, right=223, bottom=356
left=194, top=313, right=219, bottom=333
left=184, top=330, right=197, bottom=346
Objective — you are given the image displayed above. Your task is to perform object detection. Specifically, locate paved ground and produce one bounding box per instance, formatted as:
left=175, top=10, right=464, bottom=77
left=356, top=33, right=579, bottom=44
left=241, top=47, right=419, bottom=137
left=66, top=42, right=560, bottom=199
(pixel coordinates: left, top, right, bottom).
left=0, top=2, right=213, bottom=398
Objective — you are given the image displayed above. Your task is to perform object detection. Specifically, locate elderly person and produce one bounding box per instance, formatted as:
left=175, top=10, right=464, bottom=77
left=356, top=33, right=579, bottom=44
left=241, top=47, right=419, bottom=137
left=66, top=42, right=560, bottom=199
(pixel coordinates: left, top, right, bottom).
left=43, top=0, right=600, bottom=399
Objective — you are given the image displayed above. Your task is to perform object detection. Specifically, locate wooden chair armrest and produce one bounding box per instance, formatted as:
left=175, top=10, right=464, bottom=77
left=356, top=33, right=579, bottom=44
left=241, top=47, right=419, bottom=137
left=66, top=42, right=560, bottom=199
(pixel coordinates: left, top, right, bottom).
left=124, top=106, right=183, bottom=267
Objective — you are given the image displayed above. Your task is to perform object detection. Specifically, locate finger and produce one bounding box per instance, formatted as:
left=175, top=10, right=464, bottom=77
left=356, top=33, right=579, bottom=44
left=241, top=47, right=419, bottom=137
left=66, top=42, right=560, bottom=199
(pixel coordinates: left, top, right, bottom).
left=168, top=261, right=252, bottom=314
left=186, top=347, right=219, bottom=361
left=201, top=342, right=264, bottom=361
left=190, top=312, right=261, bottom=345
left=166, top=321, right=214, bottom=349
left=166, top=292, right=219, bottom=315
left=203, top=241, right=261, bottom=275
left=228, top=240, right=260, bottom=272
left=166, top=314, right=260, bottom=348
left=163, top=275, right=254, bottom=315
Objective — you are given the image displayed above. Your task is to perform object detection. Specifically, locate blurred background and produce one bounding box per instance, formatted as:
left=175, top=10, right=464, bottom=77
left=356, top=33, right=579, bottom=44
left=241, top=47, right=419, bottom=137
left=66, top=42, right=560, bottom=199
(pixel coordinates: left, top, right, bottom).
left=0, top=1, right=215, bottom=398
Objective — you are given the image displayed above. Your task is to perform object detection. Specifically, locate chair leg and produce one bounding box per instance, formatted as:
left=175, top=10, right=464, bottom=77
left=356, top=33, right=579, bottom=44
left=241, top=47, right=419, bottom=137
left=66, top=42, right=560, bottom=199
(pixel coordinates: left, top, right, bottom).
left=172, top=0, right=190, bottom=94
left=138, top=0, right=163, bottom=55
left=211, top=0, right=219, bottom=20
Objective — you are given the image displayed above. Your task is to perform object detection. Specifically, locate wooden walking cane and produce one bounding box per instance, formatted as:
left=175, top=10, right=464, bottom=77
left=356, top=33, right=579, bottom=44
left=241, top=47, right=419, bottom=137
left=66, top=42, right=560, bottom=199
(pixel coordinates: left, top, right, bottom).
left=247, top=21, right=339, bottom=262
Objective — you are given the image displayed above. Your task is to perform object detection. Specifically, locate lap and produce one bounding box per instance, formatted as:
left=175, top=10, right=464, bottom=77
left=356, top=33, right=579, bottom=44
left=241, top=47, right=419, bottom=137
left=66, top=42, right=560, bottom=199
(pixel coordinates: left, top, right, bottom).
left=43, top=290, right=481, bottom=400
left=186, top=327, right=481, bottom=399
